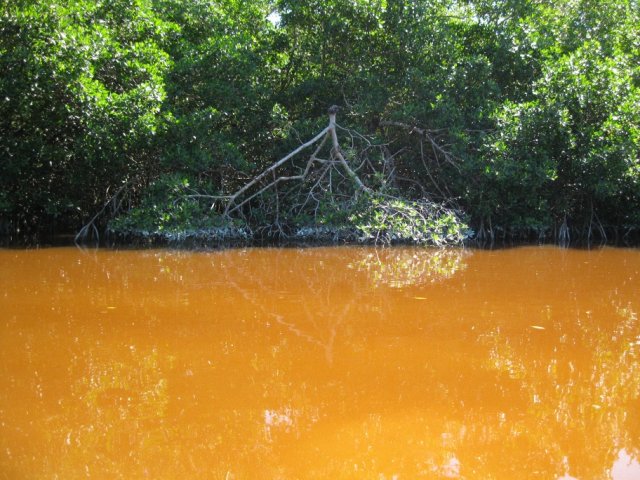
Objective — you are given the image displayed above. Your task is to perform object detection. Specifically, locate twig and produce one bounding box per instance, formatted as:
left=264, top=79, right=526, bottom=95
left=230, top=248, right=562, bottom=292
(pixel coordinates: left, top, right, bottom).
left=224, top=126, right=330, bottom=215
left=74, top=183, right=129, bottom=246
left=224, top=106, right=370, bottom=218
left=381, top=120, right=461, bottom=171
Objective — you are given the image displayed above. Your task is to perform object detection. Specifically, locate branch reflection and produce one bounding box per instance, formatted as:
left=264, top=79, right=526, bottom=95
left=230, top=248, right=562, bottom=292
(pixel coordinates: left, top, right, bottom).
left=1, top=246, right=639, bottom=479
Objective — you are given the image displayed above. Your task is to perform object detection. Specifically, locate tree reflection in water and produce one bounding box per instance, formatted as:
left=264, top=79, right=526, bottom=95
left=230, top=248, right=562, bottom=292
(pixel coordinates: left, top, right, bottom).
left=0, top=246, right=639, bottom=479
left=348, top=248, right=468, bottom=288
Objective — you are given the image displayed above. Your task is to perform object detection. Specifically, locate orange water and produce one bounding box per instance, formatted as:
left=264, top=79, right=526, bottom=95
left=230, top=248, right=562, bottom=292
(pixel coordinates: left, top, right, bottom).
left=0, top=246, right=639, bottom=479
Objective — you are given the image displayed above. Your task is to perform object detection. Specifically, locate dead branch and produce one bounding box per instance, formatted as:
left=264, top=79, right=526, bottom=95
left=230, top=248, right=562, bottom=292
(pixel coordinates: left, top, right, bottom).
left=75, top=183, right=129, bottom=246
left=420, top=138, right=449, bottom=200
left=223, top=126, right=330, bottom=215
left=223, top=106, right=370, bottom=218
left=381, top=120, right=461, bottom=171
left=328, top=108, right=369, bottom=192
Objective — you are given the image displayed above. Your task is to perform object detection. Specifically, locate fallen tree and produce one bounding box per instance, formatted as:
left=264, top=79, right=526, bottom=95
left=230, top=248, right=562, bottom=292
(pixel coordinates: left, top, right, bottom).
left=101, top=106, right=468, bottom=247
left=211, top=105, right=467, bottom=246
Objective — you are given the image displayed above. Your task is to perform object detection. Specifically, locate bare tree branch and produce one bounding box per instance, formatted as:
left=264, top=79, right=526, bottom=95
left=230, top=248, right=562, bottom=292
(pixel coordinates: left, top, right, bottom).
left=224, top=107, right=371, bottom=218
left=223, top=126, right=331, bottom=216
left=380, top=120, right=461, bottom=171
left=75, top=182, right=130, bottom=246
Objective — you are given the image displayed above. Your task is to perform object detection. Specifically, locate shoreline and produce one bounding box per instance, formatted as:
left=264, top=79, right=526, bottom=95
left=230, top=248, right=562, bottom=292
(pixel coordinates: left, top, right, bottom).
left=2, top=228, right=639, bottom=250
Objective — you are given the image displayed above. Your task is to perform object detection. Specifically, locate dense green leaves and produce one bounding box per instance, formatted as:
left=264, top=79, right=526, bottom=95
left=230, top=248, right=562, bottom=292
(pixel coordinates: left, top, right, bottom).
left=0, top=0, right=171, bottom=235
left=475, top=0, right=640, bottom=236
left=1, top=0, right=638, bottom=243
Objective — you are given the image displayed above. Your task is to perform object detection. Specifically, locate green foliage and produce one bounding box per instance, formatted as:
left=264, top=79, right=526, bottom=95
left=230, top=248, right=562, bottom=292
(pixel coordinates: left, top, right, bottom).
left=155, top=0, right=279, bottom=187
left=108, top=174, right=236, bottom=234
left=347, top=193, right=467, bottom=246
left=475, top=1, right=640, bottom=234
left=294, top=187, right=467, bottom=246
left=0, top=0, right=171, bottom=234
left=1, top=0, right=639, bottom=243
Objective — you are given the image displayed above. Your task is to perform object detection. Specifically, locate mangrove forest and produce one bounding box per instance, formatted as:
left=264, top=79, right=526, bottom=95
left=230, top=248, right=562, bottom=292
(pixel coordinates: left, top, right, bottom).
left=1, top=0, right=639, bottom=245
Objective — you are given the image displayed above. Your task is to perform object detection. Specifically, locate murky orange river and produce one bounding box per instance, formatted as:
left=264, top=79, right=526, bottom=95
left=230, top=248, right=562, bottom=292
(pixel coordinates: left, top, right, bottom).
left=1, top=246, right=639, bottom=479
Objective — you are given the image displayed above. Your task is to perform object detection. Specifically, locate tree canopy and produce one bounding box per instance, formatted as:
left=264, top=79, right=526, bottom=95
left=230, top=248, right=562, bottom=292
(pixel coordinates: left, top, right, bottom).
left=1, top=0, right=638, bottom=244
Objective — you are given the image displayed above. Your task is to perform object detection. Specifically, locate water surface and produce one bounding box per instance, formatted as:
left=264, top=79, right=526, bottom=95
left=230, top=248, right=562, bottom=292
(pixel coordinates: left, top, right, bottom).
left=1, top=246, right=639, bottom=479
